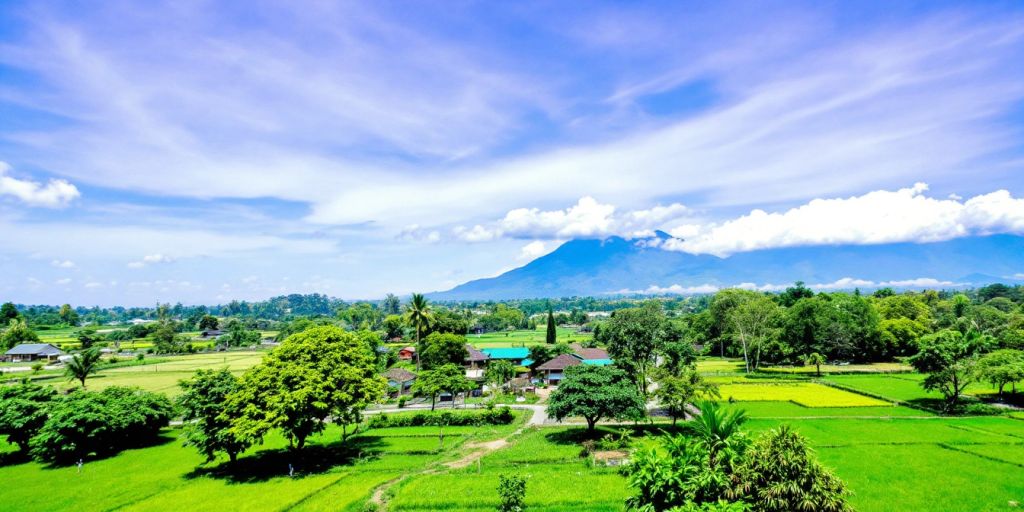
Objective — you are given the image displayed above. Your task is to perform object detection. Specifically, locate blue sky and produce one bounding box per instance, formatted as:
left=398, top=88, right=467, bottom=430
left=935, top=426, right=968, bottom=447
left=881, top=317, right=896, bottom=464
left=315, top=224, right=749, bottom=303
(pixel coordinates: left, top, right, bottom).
left=1, top=0, right=1023, bottom=306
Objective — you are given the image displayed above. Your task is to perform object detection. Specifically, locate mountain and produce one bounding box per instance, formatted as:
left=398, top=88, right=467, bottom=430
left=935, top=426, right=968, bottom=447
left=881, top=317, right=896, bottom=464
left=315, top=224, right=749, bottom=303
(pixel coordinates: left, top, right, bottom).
left=430, top=233, right=1024, bottom=300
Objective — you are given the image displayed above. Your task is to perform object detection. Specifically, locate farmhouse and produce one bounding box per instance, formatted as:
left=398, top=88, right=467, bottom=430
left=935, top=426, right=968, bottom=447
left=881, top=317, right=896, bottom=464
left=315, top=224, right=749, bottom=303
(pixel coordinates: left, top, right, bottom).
left=3, top=343, right=64, bottom=363
left=535, top=353, right=584, bottom=385
left=383, top=367, right=417, bottom=396
left=465, top=345, right=488, bottom=379
left=569, top=343, right=610, bottom=361
left=398, top=346, right=416, bottom=361
left=200, top=329, right=224, bottom=339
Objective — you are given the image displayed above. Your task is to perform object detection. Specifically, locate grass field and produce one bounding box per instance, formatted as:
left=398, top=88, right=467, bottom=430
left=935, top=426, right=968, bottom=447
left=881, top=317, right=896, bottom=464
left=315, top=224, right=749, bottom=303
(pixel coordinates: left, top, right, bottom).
left=465, top=326, right=592, bottom=348
left=716, top=382, right=891, bottom=407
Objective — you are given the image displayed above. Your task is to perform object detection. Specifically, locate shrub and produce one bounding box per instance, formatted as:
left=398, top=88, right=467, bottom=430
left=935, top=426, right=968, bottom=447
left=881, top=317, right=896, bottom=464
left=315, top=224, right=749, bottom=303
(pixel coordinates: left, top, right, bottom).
left=497, top=473, right=527, bottom=512
left=136, top=353, right=145, bottom=361
left=398, top=396, right=407, bottom=408
left=29, top=386, right=174, bottom=464
left=961, top=403, right=1004, bottom=416
left=366, top=406, right=514, bottom=429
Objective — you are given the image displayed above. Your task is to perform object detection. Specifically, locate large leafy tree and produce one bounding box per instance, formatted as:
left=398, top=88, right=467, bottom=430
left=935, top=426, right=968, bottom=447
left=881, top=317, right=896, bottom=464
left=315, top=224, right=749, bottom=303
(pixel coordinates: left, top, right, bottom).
left=0, top=382, right=56, bottom=452
left=729, top=426, right=852, bottom=512
left=547, top=365, right=645, bottom=432
left=729, top=296, right=781, bottom=373
left=65, top=348, right=102, bottom=388
left=383, top=293, right=401, bottom=316
left=1, top=318, right=39, bottom=350
left=0, top=302, right=19, bottom=324
left=975, top=349, right=1024, bottom=396
left=418, top=332, right=469, bottom=370
left=178, top=368, right=251, bottom=463
left=909, top=329, right=991, bottom=411
left=411, top=363, right=474, bottom=411
left=485, top=360, right=516, bottom=394
left=404, top=293, right=433, bottom=369
left=198, top=315, right=219, bottom=330
left=601, top=301, right=667, bottom=399
left=228, top=326, right=386, bottom=450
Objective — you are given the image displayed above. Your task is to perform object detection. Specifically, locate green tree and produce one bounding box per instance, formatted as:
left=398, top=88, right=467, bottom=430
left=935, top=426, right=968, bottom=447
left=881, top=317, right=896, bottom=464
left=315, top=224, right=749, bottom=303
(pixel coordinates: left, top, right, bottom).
left=419, top=332, right=469, bottom=369
left=975, top=349, right=1024, bottom=396
left=1, top=318, right=39, bottom=349
left=546, top=308, right=557, bottom=344
left=803, top=352, right=826, bottom=377
left=0, top=302, right=19, bottom=324
left=177, top=369, right=251, bottom=463
left=625, top=432, right=740, bottom=511
left=198, top=315, right=219, bottom=330
left=0, top=382, right=56, bottom=452
left=547, top=365, right=645, bottom=433
left=682, top=401, right=748, bottom=468
left=383, top=293, right=401, bottom=316
left=383, top=314, right=405, bottom=340
left=405, top=293, right=434, bottom=369
left=729, top=296, right=781, bottom=373
left=65, top=348, right=102, bottom=388
left=601, top=302, right=667, bottom=400
left=654, top=366, right=719, bottom=425
left=485, top=360, right=516, bottom=395
left=58, top=304, right=79, bottom=326
left=221, top=322, right=260, bottom=347
left=497, top=473, right=527, bottom=512
left=228, top=326, right=386, bottom=450
left=412, top=364, right=474, bottom=411
left=909, top=329, right=991, bottom=411
left=730, top=425, right=852, bottom=512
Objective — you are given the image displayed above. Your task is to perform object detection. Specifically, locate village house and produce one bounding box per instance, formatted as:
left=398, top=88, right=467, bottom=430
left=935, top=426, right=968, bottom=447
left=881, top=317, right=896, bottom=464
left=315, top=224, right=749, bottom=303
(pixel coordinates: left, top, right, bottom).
left=464, top=345, right=488, bottom=380
left=3, top=343, right=65, bottom=363
left=397, top=346, right=416, bottom=361
left=383, top=367, right=417, bottom=396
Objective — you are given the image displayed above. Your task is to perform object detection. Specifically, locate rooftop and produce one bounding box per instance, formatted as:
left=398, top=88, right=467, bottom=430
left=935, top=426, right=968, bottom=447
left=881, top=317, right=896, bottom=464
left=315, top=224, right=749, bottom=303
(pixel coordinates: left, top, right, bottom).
left=4, top=343, right=64, bottom=356
left=536, top=353, right=584, bottom=371
left=481, top=347, right=530, bottom=360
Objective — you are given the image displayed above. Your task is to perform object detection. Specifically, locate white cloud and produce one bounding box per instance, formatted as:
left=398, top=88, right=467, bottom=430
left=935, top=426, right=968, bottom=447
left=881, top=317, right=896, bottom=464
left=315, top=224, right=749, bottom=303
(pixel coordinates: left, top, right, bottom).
left=128, top=253, right=175, bottom=268
left=454, top=197, right=690, bottom=242
left=398, top=225, right=441, bottom=244
left=664, top=184, right=1024, bottom=256
left=0, top=162, right=80, bottom=208
left=517, top=240, right=562, bottom=262
left=55, top=278, right=72, bottom=285
left=50, top=259, right=76, bottom=268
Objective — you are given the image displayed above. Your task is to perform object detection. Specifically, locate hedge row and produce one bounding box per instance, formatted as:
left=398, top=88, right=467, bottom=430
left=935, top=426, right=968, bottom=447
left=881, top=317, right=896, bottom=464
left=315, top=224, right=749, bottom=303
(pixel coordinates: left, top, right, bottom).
left=367, top=406, right=515, bottom=428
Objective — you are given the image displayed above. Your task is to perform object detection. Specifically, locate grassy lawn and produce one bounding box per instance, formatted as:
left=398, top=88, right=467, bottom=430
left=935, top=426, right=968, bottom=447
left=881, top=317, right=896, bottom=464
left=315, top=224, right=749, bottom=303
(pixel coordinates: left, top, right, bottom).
left=58, top=351, right=267, bottom=396
left=466, top=326, right=591, bottom=348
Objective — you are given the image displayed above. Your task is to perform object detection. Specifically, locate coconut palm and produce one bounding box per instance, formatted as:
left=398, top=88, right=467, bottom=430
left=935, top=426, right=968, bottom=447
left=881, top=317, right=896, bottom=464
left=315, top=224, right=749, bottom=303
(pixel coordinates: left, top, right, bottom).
left=404, top=293, right=433, bottom=370
left=682, top=401, right=749, bottom=467
left=65, top=348, right=102, bottom=388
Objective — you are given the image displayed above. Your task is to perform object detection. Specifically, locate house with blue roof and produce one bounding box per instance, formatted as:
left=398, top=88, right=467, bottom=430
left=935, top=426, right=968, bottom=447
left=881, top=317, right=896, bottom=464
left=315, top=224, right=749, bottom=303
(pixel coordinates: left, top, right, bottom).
left=480, top=347, right=530, bottom=365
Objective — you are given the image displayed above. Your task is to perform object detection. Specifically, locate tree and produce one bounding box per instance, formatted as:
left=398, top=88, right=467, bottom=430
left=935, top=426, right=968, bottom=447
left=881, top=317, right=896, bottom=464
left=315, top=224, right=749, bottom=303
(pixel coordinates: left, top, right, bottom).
left=178, top=369, right=251, bottom=463
left=383, top=293, right=401, bottom=316
left=76, top=328, right=97, bottom=350
left=0, top=382, right=56, bottom=452
left=486, top=360, right=516, bottom=395
left=221, top=322, right=260, bottom=347
left=65, top=348, right=102, bottom=388
left=546, top=308, right=557, bottom=344
left=729, top=296, right=781, bottom=373
left=405, top=293, right=434, bottom=370
left=0, top=302, right=19, bottom=324
left=497, top=473, right=527, bottom=512
left=198, top=315, right=219, bottom=330
left=654, top=366, right=719, bottom=425
left=228, top=326, right=386, bottom=450
left=909, top=329, right=991, bottom=411
left=682, top=401, right=748, bottom=468
left=975, top=349, right=1024, bottom=396
left=383, top=314, right=405, bottom=340
left=729, top=425, right=852, bottom=512
left=1, top=319, right=39, bottom=350
left=419, top=332, right=469, bottom=370
left=58, top=304, right=79, bottom=326
left=601, top=302, right=667, bottom=400
left=803, top=352, right=826, bottom=377
left=661, top=321, right=697, bottom=376
left=29, top=387, right=173, bottom=464
left=412, top=364, right=474, bottom=411
left=547, top=365, right=645, bottom=433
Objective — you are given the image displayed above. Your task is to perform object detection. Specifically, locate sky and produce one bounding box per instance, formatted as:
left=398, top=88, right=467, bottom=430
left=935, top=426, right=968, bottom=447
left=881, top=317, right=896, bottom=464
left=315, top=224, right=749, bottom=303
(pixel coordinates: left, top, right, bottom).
left=1, top=0, right=1024, bottom=306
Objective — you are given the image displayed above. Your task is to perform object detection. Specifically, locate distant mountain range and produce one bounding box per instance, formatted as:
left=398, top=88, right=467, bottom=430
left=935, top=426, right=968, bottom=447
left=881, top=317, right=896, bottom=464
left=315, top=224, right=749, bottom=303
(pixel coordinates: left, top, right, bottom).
left=430, top=233, right=1024, bottom=300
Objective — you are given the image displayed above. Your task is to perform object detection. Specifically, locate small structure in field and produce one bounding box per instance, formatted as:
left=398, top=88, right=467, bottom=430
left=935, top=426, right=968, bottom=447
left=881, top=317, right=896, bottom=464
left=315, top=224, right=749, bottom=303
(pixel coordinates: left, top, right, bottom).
left=3, top=343, right=64, bottom=363
left=383, top=367, right=417, bottom=396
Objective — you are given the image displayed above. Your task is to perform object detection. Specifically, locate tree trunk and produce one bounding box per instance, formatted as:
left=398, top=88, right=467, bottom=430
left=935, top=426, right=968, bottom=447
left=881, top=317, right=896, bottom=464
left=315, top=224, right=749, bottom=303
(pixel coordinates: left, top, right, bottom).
left=586, top=417, right=596, bottom=433
left=228, top=451, right=237, bottom=462
left=431, top=394, right=436, bottom=411
left=816, top=363, right=821, bottom=377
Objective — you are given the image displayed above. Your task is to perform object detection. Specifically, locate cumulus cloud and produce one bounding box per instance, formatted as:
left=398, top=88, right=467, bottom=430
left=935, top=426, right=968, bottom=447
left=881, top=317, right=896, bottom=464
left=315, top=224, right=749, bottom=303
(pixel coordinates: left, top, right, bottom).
left=50, top=259, right=76, bottom=268
left=454, top=197, right=690, bottom=242
left=128, top=253, right=176, bottom=268
left=517, top=240, right=562, bottom=261
left=0, top=163, right=80, bottom=208
left=664, top=184, right=1024, bottom=256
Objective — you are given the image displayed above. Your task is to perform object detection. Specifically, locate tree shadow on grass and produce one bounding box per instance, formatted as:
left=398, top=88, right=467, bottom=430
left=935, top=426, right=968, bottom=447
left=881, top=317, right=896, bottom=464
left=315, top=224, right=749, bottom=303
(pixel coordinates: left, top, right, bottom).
left=36, top=431, right=179, bottom=469
left=185, top=436, right=386, bottom=483
left=0, top=450, right=31, bottom=467
left=543, top=424, right=678, bottom=446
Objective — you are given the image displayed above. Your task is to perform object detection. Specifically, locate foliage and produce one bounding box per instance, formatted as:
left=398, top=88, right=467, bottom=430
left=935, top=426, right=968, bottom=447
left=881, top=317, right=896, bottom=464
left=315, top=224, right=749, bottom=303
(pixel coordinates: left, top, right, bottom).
left=365, top=406, right=514, bottom=428
left=654, top=365, right=719, bottom=425
left=177, top=368, right=251, bottom=463
left=405, top=293, right=433, bottom=367
left=1, top=318, right=39, bottom=349
left=497, top=473, right=527, bottom=512
left=0, top=301, right=19, bottom=324
left=0, top=381, right=57, bottom=452
left=486, top=360, right=517, bottom=392
left=198, top=315, right=219, bottom=330
left=600, top=301, right=667, bottom=399
left=29, top=387, right=173, bottom=464
left=546, top=309, right=557, bottom=344
left=625, top=435, right=737, bottom=511
left=803, top=352, right=826, bottom=377
left=547, top=365, right=645, bottom=432
left=411, top=363, right=474, bottom=411
left=65, top=348, right=102, bottom=388
left=682, top=401, right=749, bottom=467
left=419, top=332, right=469, bottom=369
left=729, top=425, right=852, bottom=512
left=974, top=349, right=1024, bottom=396
left=227, top=326, right=386, bottom=450
left=909, top=329, right=991, bottom=410
left=729, top=296, right=782, bottom=373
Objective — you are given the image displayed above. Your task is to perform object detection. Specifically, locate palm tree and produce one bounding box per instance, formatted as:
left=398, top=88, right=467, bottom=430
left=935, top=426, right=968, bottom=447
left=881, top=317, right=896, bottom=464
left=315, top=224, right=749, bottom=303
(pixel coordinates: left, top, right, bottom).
left=804, top=352, right=826, bottom=377
left=404, top=293, right=433, bottom=370
left=65, top=348, right=102, bottom=388
left=683, top=401, right=749, bottom=467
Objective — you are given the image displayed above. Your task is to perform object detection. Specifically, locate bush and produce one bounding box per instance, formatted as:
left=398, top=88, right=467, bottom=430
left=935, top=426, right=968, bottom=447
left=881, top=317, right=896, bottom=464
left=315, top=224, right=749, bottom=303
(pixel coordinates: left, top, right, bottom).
left=367, top=406, right=514, bottom=429
left=29, top=386, right=174, bottom=464
left=960, top=403, right=1004, bottom=416
left=136, top=353, right=145, bottom=361
left=497, top=473, right=527, bottom=512
left=397, top=396, right=407, bottom=408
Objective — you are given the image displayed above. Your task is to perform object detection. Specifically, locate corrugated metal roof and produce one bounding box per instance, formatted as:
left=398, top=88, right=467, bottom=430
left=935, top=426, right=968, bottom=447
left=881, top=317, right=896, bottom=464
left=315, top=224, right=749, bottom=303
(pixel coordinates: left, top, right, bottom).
left=582, top=359, right=613, bottom=366
left=481, top=347, right=530, bottom=359
left=4, top=343, right=63, bottom=356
